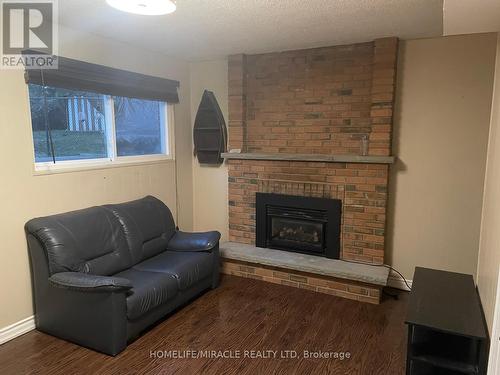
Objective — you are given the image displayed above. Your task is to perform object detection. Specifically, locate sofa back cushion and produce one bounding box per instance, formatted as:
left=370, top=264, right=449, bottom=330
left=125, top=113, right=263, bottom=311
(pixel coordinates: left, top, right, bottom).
left=25, top=206, right=132, bottom=276
left=105, top=196, right=176, bottom=265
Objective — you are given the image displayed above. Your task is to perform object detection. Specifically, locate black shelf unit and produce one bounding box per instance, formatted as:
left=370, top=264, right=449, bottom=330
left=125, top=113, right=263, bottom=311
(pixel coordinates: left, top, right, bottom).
left=405, top=267, right=489, bottom=375
left=193, top=90, right=227, bottom=165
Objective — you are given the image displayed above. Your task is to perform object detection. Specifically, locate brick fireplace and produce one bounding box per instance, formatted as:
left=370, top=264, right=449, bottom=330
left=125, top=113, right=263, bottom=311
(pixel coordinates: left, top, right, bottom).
left=221, top=38, right=398, bottom=303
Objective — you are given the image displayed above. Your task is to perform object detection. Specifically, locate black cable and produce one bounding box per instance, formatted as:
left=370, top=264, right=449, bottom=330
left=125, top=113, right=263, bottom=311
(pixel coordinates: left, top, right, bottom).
left=41, top=70, right=56, bottom=164
left=340, top=259, right=412, bottom=291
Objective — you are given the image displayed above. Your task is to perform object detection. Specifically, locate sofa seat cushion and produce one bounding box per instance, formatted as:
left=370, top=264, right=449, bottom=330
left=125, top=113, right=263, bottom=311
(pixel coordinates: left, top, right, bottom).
left=113, top=269, right=178, bottom=320
left=133, top=251, right=213, bottom=291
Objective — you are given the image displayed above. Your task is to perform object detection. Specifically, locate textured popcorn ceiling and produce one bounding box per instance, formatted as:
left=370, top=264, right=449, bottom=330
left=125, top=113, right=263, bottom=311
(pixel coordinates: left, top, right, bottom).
left=59, top=0, right=444, bottom=61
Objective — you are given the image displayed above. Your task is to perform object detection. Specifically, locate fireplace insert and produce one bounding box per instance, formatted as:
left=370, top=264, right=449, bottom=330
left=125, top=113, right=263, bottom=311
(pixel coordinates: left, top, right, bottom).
left=256, top=193, right=341, bottom=259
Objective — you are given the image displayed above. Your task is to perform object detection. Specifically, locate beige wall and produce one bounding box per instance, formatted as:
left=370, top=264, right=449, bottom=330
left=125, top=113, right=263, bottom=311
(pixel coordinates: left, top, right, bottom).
left=0, top=26, right=193, bottom=329
left=477, top=34, right=500, bottom=332
left=388, top=33, right=497, bottom=279
left=444, top=0, right=500, bottom=36
left=190, top=60, right=229, bottom=240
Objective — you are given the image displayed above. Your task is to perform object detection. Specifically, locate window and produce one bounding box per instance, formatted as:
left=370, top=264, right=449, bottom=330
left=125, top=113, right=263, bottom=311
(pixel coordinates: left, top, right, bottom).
left=28, top=84, right=173, bottom=171
left=24, top=53, right=179, bottom=171
left=113, top=97, right=166, bottom=157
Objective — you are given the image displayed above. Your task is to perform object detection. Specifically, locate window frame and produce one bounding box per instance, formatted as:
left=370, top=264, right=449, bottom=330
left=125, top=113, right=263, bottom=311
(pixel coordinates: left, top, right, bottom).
left=28, top=87, right=175, bottom=174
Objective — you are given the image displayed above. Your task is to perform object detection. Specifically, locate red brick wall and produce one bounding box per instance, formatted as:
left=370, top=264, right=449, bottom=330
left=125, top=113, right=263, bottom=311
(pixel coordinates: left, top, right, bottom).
left=222, top=260, right=382, bottom=304
left=228, top=54, right=247, bottom=151
left=228, top=38, right=398, bottom=156
left=228, top=160, right=388, bottom=264
left=227, top=38, right=398, bottom=265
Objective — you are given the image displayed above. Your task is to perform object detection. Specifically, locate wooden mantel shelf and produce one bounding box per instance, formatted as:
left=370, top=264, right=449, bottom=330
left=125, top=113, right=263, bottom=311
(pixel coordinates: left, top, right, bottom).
left=222, top=152, right=395, bottom=164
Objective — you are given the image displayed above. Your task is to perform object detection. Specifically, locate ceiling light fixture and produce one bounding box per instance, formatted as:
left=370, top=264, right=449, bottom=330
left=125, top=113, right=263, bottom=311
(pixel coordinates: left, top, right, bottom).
left=106, top=0, right=176, bottom=16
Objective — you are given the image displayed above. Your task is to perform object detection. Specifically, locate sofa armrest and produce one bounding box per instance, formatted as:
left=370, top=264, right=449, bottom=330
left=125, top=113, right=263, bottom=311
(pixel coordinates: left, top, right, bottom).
left=167, top=231, right=221, bottom=252
left=49, top=272, right=132, bottom=293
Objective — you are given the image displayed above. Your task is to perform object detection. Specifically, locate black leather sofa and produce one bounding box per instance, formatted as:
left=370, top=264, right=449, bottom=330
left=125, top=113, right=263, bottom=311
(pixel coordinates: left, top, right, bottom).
left=25, top=196, right=220, bottom=356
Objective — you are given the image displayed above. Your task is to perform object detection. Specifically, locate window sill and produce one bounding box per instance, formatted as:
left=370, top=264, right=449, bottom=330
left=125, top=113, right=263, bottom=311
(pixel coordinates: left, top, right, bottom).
left=33, top=155, right=175, bottom=176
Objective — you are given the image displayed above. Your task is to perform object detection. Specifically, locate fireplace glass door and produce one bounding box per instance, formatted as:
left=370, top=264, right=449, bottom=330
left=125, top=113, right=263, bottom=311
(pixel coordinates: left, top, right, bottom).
left=256, top=193, right=341, bottom=259
left=266, top=205, right=327, bottom=255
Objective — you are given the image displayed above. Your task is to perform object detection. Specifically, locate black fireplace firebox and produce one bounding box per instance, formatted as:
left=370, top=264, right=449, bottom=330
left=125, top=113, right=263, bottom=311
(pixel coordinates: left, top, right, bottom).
left=256, top=193, right=341, bottom=259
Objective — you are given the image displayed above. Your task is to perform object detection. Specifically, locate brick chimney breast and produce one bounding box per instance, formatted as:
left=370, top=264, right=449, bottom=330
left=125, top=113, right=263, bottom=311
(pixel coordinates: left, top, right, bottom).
left=226, top=38, right=398, bottom=265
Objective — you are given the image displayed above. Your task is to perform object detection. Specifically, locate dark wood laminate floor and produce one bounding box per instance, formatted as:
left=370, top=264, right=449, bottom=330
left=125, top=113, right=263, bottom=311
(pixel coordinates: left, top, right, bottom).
left=0, top=276, right=408, bottom=375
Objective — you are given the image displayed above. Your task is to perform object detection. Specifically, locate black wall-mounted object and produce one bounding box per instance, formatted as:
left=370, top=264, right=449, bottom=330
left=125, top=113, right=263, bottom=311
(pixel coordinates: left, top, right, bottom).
left=255, top=193, right=341, bottom=259
left=193, top=90, right=227, bottom=165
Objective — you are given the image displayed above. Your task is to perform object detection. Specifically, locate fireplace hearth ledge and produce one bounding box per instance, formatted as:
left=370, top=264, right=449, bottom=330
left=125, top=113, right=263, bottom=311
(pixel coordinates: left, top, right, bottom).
left=221, top=152, right=395, bottom=164
left=220, top=241, right=390, bottom=286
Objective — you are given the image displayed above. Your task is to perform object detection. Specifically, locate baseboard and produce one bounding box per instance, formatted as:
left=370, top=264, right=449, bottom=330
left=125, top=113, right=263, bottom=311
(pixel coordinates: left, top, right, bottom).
left=0, top=316, right=35, bottom=345
left=387, top=275, right=412, bottom=291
